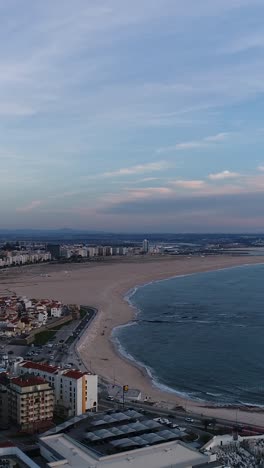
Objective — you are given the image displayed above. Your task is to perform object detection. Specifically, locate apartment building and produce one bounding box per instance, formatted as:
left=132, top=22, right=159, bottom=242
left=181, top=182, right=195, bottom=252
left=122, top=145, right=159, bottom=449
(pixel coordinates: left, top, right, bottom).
left=0, top=372, right=9, bottom=429
left=9, top=375, right=54, bottom=431
left=17, top=361, right=98, bottom=417
left=57, top=369, right=97, bottom=416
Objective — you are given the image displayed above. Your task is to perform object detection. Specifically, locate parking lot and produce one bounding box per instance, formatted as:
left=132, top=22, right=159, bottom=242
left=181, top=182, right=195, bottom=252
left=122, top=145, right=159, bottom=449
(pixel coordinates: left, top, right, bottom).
left=0, top=306, right=96, bottom=373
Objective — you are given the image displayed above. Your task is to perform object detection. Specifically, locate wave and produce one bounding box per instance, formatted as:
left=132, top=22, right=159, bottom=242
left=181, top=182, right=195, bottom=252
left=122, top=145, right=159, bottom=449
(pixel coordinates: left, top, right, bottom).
left=117, top=263, right=264, bottom=408
left=112, top=325, right=264, bottom=407
left=111, top=327, right=202, bottom=401
left=141, top=319, right=172, bottom=324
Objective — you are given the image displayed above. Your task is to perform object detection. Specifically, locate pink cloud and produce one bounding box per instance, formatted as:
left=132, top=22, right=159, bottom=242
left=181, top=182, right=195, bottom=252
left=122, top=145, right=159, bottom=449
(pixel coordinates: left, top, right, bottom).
left=172, top=180, right=205, bottom=189
left=17, top=200, right=42, bottom=213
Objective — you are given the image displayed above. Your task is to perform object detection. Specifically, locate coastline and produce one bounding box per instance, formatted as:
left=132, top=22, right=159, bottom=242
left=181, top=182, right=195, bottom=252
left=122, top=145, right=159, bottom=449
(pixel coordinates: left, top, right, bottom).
left=3, top=255, right=264, bottom=425
left=112, top=261, right=264, bottom=406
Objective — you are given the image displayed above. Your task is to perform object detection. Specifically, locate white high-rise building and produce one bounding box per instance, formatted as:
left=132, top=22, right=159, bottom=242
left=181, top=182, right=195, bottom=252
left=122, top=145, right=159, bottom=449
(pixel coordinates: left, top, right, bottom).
left=142, top=239, right=149, bottom=253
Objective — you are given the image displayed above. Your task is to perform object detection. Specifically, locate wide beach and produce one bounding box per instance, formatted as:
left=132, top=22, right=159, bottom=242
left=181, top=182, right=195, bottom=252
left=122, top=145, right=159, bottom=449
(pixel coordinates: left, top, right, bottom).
left=2, top=254, right=264, bottom=426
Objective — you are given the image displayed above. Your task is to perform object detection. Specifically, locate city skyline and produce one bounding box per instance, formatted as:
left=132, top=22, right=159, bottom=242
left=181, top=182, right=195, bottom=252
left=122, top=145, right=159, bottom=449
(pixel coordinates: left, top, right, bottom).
left=2, top=1, right=264, bottom=232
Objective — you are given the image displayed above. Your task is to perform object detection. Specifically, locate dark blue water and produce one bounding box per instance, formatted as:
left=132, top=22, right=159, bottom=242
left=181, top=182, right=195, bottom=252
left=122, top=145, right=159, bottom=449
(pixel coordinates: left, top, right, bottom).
left=113, top=264, right=264, bottom=406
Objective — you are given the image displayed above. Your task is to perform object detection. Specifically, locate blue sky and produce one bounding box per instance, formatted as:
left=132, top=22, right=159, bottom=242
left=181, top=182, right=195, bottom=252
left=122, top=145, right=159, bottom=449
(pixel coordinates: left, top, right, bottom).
left=2, top=0, right=264, bottom=232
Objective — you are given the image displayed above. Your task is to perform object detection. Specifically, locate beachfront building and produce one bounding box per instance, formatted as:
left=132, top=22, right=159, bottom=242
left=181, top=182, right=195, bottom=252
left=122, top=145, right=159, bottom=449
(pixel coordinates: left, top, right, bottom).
left=9, top=375, right=54, bottom=432
left=16, top=361, right=98, bottom=417
left=56, top=369, right=97, bottom=417
left=142, top=238, right=149, bottom=253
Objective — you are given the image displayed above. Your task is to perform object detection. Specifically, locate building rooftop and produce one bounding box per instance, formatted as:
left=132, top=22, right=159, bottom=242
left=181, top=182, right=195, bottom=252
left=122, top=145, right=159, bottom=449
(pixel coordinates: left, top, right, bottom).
left=63, top=369, right=87, bottom=380
left=39, top=433, right=210, bottom=468
left=11, top=376, right=47, bottom=388
left=0, top=446, right=40, bottom=468
left=21, top=361, right=58, bottom=374
left=41, top=410, right=191, bottom=458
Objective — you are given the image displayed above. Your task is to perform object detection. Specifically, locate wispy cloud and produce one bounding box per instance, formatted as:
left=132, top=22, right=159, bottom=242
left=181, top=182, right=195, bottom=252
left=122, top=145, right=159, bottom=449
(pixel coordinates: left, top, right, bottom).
left=224, top=33, right=264, bottom=55
left=137, top=177, right=160, bottom=182
left=208, top=170, right=241, bottom=180
left=171, top=180, right=205, bottom=189
left=17, top=200, right=42, bottom=213
left=257, top=165, right=264, bottom=171
left=101, top=161, right=172, bottom=178
left=157, top=133, right=230, bottom=153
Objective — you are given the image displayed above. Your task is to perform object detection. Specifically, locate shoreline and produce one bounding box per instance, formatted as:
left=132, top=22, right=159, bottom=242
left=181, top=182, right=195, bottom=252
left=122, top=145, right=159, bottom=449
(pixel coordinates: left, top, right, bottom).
left=108, top=261, right=264, bottom=409
left=3, top=255, right=264, bottom=425
left=111, top=261, right=264, bottom=407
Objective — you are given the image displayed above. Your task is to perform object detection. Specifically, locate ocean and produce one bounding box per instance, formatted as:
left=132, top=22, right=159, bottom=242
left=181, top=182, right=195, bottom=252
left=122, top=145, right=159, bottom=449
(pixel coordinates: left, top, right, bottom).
left=113, top=263, right=264, bottom=406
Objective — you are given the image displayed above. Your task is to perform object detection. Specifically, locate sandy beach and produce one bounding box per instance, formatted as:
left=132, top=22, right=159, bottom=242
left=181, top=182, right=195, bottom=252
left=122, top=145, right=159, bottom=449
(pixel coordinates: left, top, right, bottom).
left=2, top=254, right=264, bottom=426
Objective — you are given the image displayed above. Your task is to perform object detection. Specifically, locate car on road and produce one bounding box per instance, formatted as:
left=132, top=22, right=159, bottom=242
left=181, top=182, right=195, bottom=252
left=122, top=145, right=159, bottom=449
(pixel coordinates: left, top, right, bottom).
left=185, top=418, right=194, bottom=423
left=106, top=396, right=114, bottom=401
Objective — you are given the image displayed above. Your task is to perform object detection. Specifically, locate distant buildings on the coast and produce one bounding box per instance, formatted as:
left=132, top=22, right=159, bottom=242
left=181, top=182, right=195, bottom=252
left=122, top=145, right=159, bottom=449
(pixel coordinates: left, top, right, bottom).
left=0, top=250, right=51, bottom=267
left=142, top=238, right=149, bottom=253
left=48, top=238, right=164, bottom=260
left=58, top=244, right=128, bottom=259
left=0, top=239, right=169, bottom=267
left=2, top=234, right=261, bottom=267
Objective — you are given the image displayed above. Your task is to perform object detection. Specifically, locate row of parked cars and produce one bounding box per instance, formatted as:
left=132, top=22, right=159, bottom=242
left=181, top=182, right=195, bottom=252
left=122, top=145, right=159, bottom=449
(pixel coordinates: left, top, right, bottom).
left=153, top=417, right=183, bottom=428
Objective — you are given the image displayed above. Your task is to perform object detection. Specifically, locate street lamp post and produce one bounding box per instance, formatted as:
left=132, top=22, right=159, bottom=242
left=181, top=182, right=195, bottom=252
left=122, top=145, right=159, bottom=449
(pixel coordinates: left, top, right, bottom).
left=122, top=385, right=129, bottom=409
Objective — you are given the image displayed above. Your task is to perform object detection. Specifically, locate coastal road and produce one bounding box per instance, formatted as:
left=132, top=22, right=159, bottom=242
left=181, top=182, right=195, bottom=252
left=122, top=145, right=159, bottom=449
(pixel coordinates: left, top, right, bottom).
left=50, top=306, right=97, bottom=370
left=99, top=397, right=264, bottom=435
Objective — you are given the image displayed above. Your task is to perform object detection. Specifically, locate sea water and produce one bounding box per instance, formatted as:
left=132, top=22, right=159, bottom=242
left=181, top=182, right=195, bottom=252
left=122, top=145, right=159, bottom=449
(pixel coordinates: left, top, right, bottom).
left=113, top=264, right=264, bottom=406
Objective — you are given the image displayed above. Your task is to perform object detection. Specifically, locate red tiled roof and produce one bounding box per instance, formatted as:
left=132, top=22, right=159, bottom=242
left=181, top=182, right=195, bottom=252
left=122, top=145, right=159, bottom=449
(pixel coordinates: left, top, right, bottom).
left=63, top=370, right=86, bottom=380
left=21, top=361, right=58, bottom=374
left=11, top=376, right=47, bottom=387
left=0, top=441, right=15, bottom=448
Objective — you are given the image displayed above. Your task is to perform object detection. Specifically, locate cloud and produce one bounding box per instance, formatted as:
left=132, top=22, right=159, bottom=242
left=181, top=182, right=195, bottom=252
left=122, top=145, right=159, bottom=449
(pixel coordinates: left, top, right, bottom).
left=204, top=133, right=230, bottom=142
left=101, top=161, right=172, bottom=178
left=172, top=180, right=205, bottom=189
left=103, top=191, right=264, bottom=221
left=208, top=170, right=241, bottom=180
left=16, top=200, right=42, bottom=213
left=257, top=165, right=264, bottom=171
left=137, top=177, right=160, bottom=182
left=224, top=33, right=264, bottom=55
left=157, top=133, right=230, bottom=153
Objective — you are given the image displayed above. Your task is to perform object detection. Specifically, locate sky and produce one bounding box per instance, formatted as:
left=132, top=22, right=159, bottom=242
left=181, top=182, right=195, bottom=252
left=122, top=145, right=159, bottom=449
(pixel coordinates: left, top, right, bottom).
left=2, top=0, right=264, bottom=232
